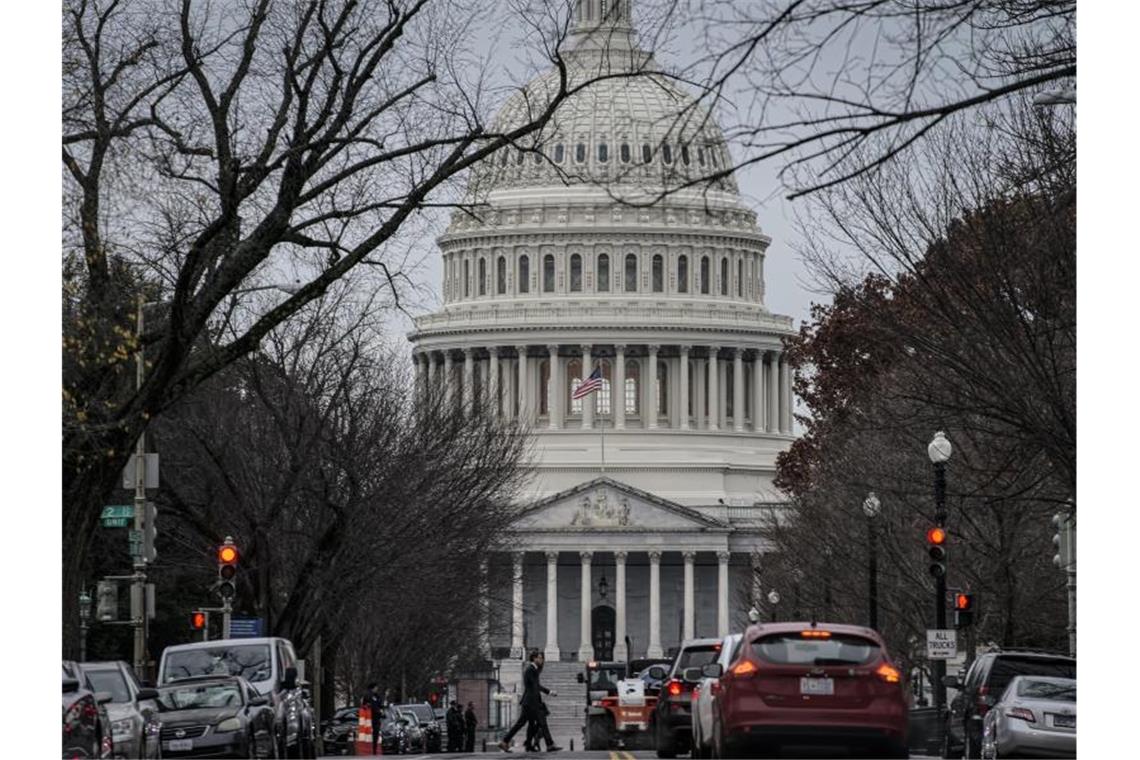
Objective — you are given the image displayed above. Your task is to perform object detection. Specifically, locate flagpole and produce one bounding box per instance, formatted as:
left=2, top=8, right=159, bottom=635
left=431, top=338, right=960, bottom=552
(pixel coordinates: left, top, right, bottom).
left=600, top=397, right=606, bottom=475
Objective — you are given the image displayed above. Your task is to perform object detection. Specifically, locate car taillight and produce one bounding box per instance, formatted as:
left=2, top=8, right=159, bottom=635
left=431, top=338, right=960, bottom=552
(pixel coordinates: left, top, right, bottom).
left=730, top=660, right=758, bottom=677
left=976, top=686, right=992, bottom=714
left=666, top=680, right=683, bottom=697
left=1007, top=707, right=1036, bottom=723
left=876, top=664, right=901, bottom=684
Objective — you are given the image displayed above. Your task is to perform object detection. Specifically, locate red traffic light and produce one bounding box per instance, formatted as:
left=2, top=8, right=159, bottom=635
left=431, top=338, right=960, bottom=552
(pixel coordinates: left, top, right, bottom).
left=191, top=611, right=207, bottom=630
left=954, top=593, right=973, bottom=611
left=429, top=693, right=439, bottom=705
left=926, top=527, right=947, bottom=545
left=218, top=545, right=238, bottom=564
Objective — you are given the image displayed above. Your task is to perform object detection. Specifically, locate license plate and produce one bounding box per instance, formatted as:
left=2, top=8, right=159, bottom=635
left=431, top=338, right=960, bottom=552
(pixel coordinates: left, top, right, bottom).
left=800, top=677, right=834, bottom=696
left=166, top=739, right=194, bottom=751
left=1053, top=714, right=1075, bottom=728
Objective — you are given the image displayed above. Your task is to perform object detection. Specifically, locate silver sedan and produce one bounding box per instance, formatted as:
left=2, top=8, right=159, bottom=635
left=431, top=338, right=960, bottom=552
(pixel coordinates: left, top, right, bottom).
left=981, top=675, right=1075, bottom=758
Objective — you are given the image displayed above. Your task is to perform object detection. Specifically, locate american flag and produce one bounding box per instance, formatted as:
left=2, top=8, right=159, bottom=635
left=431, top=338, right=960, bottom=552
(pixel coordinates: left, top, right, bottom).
left=572, top=367, right=603, bottom=400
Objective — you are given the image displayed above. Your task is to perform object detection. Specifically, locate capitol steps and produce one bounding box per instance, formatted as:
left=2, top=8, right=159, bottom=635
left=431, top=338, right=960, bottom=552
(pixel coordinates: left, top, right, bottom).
left=535, top=661, right=587, bottom=750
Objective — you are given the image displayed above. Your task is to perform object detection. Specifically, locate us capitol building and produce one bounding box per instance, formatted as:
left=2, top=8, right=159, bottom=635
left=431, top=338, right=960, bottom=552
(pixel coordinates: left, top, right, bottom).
left=407, top=0, right=796, bottom=737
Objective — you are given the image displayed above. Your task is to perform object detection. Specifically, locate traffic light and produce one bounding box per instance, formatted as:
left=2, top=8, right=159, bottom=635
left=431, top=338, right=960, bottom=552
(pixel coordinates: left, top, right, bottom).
left=142, top=501, right=158, bottom=563
left=1052, top=512, right=1074, bottom=570
left=190, top=610, right=208, bottom=630
left=217, top=536, right=239, bottom=600
left=96, top=580, right=118, bottom=622
left=953, top=592, right=974, bottom=627
left=926, top=526, right=947, bottom=577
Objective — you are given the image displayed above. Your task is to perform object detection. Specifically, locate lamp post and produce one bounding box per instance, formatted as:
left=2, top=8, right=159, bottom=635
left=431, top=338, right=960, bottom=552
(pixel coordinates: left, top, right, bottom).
left=767, top=590, right=780, bottom=622
left=927, top=431, right=953, bottom=717
left=862, top=492, right=881, bottom=630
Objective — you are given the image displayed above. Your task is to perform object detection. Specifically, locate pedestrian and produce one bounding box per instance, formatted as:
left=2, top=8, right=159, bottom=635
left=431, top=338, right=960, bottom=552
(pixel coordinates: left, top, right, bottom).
left=499, top=650, right=562, bottom=753
left=447, top=700, right=465, bottom=752
left=362, top=683, right=385, bottom=755
left=464, top=701, right=478, bottom=753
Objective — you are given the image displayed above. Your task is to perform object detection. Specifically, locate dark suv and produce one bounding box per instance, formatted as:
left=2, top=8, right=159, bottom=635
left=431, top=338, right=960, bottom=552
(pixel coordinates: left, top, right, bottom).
left=943, top=650, right=1076, bottom=758
left=652, top=638, right=724, bottom=758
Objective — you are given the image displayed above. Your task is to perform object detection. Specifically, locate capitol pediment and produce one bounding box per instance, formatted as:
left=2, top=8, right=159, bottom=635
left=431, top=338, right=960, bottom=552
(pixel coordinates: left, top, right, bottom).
left=512, top=477, right=727, bottom=532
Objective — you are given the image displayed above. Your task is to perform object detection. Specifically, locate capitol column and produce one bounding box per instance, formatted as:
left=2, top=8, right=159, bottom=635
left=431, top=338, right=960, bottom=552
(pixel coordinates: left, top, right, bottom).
left=752, top=350, right=765, bottom=432
left=613, top=551, right=628, bottom=661
left=443, top=350, right=454, bottom=410
left=426, top=352, right=437, bottom=400
left=733, top=348, right=745, bottom=432
left=413, top=353, right=424, bottom=400
left=545, top=551, right=560, bottom=661
left=646, top=345, right=659, bottom=429
left=683, top=551, right=696, bottom=640
left=516, top=345, right=530, bottom=424
left=767, top=351, right=780, bottom=433
left=579, top=552, right=595, bottom=661
left=511, top=552, right=525, bottom=660
left=489, top=347, right=500, bottom=419
left=613, top=346, right=626, bottom=429
left=679, top=346, right=690, bottom=430
left=547, top=345, right=562, bottom=429
left=780, top=354, right=793, bottom=434
left=717, top=551, right=731, bottom=637
left=706, top=346, right=720, bottom=431
left=463, top=348, right=475, bottom=415
left=647, top=551, right=663, bottom=658
left=581, top=345, right=594, bottom=430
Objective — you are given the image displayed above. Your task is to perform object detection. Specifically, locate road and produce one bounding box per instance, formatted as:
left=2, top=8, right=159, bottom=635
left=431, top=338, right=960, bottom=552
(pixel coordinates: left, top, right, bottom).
left=322, top=752, right=940, bottom=759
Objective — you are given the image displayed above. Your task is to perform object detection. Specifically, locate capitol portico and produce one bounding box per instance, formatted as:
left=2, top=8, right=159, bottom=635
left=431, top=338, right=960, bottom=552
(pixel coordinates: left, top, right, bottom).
left=407, top=0, right=797, bottom=731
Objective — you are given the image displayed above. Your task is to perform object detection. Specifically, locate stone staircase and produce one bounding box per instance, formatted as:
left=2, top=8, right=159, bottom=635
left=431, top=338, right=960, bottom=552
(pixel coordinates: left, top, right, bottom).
left=536, top=661, right=587, bottom=750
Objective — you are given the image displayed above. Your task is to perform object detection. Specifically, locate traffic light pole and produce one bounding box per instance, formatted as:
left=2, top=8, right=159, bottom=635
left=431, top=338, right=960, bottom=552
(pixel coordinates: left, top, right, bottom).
left=131, top=296, right=149, bottom=681
left=223, top=597, right=232, bottom=639
left=932, top=461, right=948, bottom=718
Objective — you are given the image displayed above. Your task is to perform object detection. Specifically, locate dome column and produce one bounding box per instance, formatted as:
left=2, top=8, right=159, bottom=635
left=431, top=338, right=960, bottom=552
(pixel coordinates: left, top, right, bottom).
left=581, top=345, right=594, bottom=430
left=646, top=344, right=659, bottom=429
left=767, top=350, right=780, bottom=433
left=516, top=345, right=531, bottom=424
left=679, top=346, right=691, bottom=430
left=463, top=347, right=475, bottom=416
left=614, top=345, right=626, bottom=429
left=443, top=350, right=455, bottom=410
left=780, top=354, right=793, bottom=434
left=733, top=348, right=745, bottom=432
left=752, top=350, right=765, bottom=432
left=488, top=346, right=501, bottom=419
left=548, top=344, right=562, bottom=430
left=426, top=352, right=437, bottom=400
left=707, top=346, right=720, bottom=431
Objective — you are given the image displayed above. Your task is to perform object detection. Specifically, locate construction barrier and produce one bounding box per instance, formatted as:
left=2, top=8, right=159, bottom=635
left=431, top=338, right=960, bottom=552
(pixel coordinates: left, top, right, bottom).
left=355, top=703, right=379, bottom=755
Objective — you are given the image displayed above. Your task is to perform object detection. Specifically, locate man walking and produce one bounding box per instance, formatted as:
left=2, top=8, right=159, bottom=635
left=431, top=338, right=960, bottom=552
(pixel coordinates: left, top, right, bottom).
left=362, top=683, right=385, bottom=756
left=464, top=701, right=478, bottom=753
left=499, top=651, right=561, bottom=752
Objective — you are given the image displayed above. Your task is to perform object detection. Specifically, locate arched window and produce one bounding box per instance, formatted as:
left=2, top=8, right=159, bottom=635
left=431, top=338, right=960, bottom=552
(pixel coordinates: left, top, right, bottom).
left=566, top=358, right=582, bottom=414
left=539, top=359, right=550, bottom=416
left=597, top=253, right=610, bottom=292
left=570, top=253, right=582, bottom=292
left=624, top=253, right=638, bottom=292
left=737, top=259, right=743, bottom=297
left=662, top=144, right=673, bottom=164
left=700, top=256, right=710, bottom=294
left=519, top=254, right=530, bottom=294
left=625, top=360, right=640, bottom=415
left=543, top=254, right=555, bottom=293
left=554, top=144, right=565, bottom=163
left=497, top=256, right=507, bottom=295
left=576, top=143, right=586, bottom=163
left=598, top=143, right=609, bottom=163
left=642, top=144, right=652, bottom=164
left=657, top=361, right=668, bottom=416
left=478, top=258, right=487, bottom=296
left=681, top=145, right=691, bottom=165
left=720, top=257, right=729, bottom=296
left=726, top=364, right=734, bottom=418
left=697, top=146, right=706, bottom=166
left=596, top=360, right=613, bottom=415
left=464, top=259, right=470, bottom=298
left=678, top=255, right=689, bottom=293
left=710, top=145, right=720, bottom=168
left=516, top=150, right=525, bottom=166
left=652, top=254, right=664, bottom=292
left=620, top=143, right=631, bottom=163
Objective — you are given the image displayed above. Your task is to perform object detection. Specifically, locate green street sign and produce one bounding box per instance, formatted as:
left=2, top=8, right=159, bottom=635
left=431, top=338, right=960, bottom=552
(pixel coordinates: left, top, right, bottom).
left=128, top=529, right=144, bottom=557
left=102, top=518, right=131, bottom=528
left=101, top=505, right=134, bottom=519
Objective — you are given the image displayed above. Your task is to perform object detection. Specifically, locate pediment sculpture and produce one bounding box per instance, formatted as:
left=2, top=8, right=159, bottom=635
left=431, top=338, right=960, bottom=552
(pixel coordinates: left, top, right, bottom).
left=570, top=489, right=631, bottom=527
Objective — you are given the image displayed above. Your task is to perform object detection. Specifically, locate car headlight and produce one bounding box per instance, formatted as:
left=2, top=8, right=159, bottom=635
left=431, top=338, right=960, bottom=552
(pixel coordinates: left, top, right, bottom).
left=216, top=717, right=243, bottom=733
left=111, top=718, right=134, bottom=737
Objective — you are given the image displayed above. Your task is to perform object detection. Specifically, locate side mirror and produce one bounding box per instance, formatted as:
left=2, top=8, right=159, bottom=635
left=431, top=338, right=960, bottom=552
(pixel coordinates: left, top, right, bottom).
left=943, top=675, right=960, bottom=689
left=95, top=691, right=114, bottom=705
left=682, top=667, right=703, bottom=683
left=576, top=673, right=585, bottom=684
left=63, top=678, right=80, bottom=694
left=135, top=688, right=159, bottom=702
left=702, top=663, right=724, bottom=679
left=283, top=666, right=298, bottom=690
left=646, top=666, right=667, bottom=681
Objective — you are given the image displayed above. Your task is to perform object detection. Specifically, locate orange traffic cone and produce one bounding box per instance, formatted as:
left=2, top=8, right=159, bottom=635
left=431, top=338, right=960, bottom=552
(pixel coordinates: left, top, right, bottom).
left=355, top=704, right=379, bottom=755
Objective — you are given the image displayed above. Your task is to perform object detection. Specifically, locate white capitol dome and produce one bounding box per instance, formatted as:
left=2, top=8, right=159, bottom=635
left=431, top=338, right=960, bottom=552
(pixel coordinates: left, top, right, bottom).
left=409, top=0, right=796, bottom=509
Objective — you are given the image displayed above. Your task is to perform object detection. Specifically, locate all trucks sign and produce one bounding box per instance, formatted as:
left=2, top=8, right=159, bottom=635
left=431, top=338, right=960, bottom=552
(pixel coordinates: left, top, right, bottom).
left=926, top=629, right=958, bottom=660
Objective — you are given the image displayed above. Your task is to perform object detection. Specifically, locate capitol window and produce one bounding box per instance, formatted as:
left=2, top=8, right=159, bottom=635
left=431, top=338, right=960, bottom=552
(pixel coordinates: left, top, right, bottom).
left=624, top=253, right=637, bottom=292
left=543, top=254, right=555, bottom=292
left=497, top=256, right=507, bottom=295
left=657, top=361, right=669, bottom=416
left=554, top=144, right=565, bottom=163
left=697, top=146, right=705, bottom=167
left=576, top=143, right=586, bottom=163
left=519, top=255, right=530, bottom=294
left=678, top=255, right=689, bottom=293
left=540, top=359, right=550, bottom=416
left=720, top=257, right=729, bottom=296
left=570, top=253, right=583, bottom=292
left=597, top=253, right=610, bottom=292
left=662, top=144, right=673, bottom=164
left=700, top=256, right=710, bottom=294
left=681, top=145, right=691, bottom=165
left=737, top=259, right=743, bottom=297
left=598, top=143, right=609, bottom=163
left=516, top=150, right=525, bottom=166
left=652, top=254, right=663, bottom=292
left=620, top=143, right=631, bottom=163
left=499, top=150, right=508, bottom=167
left=479, top=258, right=487, bottom=296
left=625, top=361, right=640, bottom=415
left=642, top=144, right=652, bottom=164
left=464, top=259, right=470, bottom=298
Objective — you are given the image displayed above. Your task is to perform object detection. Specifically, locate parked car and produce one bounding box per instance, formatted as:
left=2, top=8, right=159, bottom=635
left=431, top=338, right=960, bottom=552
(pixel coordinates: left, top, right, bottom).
left=396, top=702, right=442, bottom=752
left=320, top=706, right=359, bottom=756
left=980, top=676, right=1075, bottom=759
left=690, top=634, right=744, bottom=759
left=943, top=650, right=1076, bottom=759
left=652, top=638, right=724, bottom=758
left=79, top=661, right=161, bottom=759
left=63, top=666, right=112, bottom=759
left=709, top=621, right=909, bottom=759
left=380, top=709, right=413, bottom=755
left=154, top=675, right=276, bottom=758
left=158, top=637, right=315, bottom=758
left=394, top=707, right=425, bottom=752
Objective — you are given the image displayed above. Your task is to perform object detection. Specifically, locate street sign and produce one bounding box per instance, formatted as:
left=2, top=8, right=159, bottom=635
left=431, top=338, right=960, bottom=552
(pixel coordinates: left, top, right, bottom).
left=101, top=505, right=134, bottom=528
left=128, top=529, right=144, bottom=557
left=926, top=628, right=958, bottom=659
left=229, top=617, right=264, bottom=638
left=121, top=453, right=160, bottom=489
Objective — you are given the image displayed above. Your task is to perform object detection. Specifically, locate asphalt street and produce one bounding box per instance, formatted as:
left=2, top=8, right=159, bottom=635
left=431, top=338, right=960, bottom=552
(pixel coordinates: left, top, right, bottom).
left=322, top=752, right=939, bottom=759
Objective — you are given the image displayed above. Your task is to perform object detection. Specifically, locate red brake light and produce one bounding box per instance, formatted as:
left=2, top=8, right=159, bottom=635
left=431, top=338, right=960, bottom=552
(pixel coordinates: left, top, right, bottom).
left=667, top=680, right=683, bottom=696
left=730, top=660, right=758, bottom=676
left=876, top=663, right=901, bottom=683
left=1007, top=707, right=1036, bottom=723
left=800, top=630, right=832, bottom=639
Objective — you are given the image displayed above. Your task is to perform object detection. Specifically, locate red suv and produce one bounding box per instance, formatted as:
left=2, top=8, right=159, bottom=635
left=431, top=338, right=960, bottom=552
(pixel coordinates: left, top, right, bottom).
left=711, top=622, right=909, bottom=758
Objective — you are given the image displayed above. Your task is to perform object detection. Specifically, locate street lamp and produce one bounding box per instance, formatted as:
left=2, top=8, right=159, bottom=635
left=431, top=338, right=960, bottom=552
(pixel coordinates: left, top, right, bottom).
left=927, top=431, right=953, bottom=719
left=767, top=589, right=780, bottom=622
left=597, top=572, right=609, bottom=601
left=862, top=492, right=881, bottom=630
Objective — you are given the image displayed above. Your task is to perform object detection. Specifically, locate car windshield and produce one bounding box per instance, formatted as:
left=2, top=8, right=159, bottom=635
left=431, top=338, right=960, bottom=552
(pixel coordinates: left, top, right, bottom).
left=157, top=682, right=243, bottom=711
left=673, top=646, right=721, bottom=675
left=402, top=705, right=435, bottom=722
left=1016, top=679, right=1076, bottom=701
left=83, top=669, right=132, bottom=703
left=590, top=667, right=625, bottom=691
left=752, top=633, right=879, bottom=666
left=163, top=645, right=272, bottom=683
left=990, top=658, right=1076, bottom=693
left=400, top=711, right=420, bottom=726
